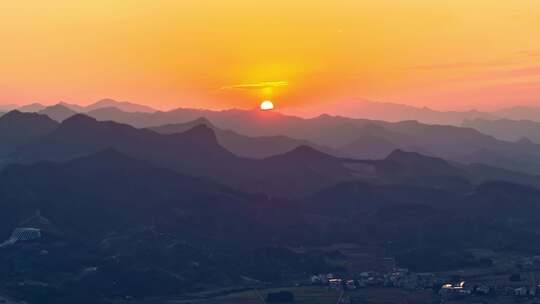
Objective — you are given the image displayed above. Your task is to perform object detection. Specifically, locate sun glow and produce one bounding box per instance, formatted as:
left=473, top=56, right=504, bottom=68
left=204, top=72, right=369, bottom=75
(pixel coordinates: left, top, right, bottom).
left=260, top=100, right=275, bottom=111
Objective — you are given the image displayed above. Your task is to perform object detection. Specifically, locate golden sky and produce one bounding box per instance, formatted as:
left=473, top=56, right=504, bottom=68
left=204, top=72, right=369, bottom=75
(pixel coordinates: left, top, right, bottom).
left=1, top=0, right=540, bottom=112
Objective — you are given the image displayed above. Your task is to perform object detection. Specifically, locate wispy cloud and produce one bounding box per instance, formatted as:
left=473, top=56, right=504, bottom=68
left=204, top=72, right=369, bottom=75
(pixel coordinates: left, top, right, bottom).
left=221, top=81, right=288, bottom=90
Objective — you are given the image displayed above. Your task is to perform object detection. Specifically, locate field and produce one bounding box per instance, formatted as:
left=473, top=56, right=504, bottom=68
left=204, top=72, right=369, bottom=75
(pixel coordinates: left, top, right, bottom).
left=345, top=288, right=435, bottom=304
left=159, top=286, right=437, bottom=304
left=164, top=286, right=341, bottom=304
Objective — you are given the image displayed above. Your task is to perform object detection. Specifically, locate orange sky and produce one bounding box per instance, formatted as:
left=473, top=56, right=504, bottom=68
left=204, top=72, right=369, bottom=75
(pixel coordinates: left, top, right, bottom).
left=1, top=0, right=540, bottom=112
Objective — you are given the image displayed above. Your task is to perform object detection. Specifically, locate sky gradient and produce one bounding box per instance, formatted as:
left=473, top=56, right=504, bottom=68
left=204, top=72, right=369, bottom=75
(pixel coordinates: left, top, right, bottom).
left=1, top=0, right=540, bottom=112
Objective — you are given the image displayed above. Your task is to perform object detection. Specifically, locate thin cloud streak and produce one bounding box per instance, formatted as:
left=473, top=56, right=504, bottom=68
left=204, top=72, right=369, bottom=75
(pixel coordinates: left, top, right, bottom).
left=221, top=81, right=288, bottom=90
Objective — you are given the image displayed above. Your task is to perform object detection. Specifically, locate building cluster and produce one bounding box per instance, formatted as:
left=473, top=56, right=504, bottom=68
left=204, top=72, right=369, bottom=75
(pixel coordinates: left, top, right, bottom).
left=385, top=268, right=435, bottom=289
left=310, top=268, right=436, bottom=291
left=310, top=266, right=540, bottom=303
left=311, top=274, right=357, bottom=291
left=439, top=281, right=540, bottom=301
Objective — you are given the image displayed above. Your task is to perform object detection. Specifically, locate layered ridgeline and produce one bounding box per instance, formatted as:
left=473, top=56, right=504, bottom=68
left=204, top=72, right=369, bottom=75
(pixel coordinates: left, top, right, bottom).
left=11, top=99, right=540, bottom=125
left=80, top=106, right=540, bottom=175
left=16, top=98, right=157, bottom=115
left=2, top=110, right=540, bottom=196
left=5, top=113, right=357, bottom=196
left=3, top=109, right=540, bottom=302
left=9, top=100, right=540, bottom=175
left=3, top=110, right=540, bottom=195
left=463, top=118, right=540, bottom=143
left=149, top=117, right=339, bottom=158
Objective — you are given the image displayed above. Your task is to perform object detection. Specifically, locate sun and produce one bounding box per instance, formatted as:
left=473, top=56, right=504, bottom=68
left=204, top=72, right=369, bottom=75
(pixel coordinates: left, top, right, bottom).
left=260, top=100, right=275, bottom=111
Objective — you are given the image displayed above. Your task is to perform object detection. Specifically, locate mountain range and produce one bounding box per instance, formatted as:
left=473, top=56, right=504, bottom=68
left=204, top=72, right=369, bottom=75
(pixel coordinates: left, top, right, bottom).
left=3, top=110, right=540, bottom=195
left=283, top=99, right=497, bottom=125
left=6, top=113, right=359, bottom=196
left=3, top=103, right=540, bottom=302
left=463, top=118, right=540, bottom=143
left=6, top=104, right=540, bottom=176
left=16, top=98, right=157, bottom=117
left=149, top=117, right=338, bottom=158
left=9, top=98, right=540, bottom=125
left=75, top=106, right=540, bottom=175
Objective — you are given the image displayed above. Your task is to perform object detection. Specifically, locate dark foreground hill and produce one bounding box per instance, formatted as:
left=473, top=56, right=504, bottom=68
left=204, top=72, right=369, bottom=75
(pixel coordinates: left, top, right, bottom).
left=0, top=150, right=330, bottom=303
left=2, top=149, right=540, bottom=302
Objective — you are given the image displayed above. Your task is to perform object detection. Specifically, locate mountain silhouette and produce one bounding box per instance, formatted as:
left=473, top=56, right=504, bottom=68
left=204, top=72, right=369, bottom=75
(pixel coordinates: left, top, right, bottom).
left=38, top=104, right=78, bottom=121
left=493, top=105, right=540, bottom=121
left=0, top=148, right=292, bottom=241
left=150, top=118, right=338, bottom=158
left=285, top=99, right=496, bottom=125
left=17, top=98, right=157, bottom=117
left=85, top=98, right=157, bottom=113
left=17, top=102, right=46, bottom=112
left=463, top=118, right=540, bottom=143
left=0, top=110, right=58, bottom=156
left=12, top=114, right=355, bottom=196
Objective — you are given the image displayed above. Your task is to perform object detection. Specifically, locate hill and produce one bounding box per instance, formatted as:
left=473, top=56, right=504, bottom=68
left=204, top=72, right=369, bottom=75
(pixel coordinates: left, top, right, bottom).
left=150, top=118, right=338, bottom=158
left=12, top=114, right=356, bottom=196
left=37, top=104, right=78, bottom=121
left=0, top=111, right=58, bottom=156
left=463, top=118, right=540, bottom=143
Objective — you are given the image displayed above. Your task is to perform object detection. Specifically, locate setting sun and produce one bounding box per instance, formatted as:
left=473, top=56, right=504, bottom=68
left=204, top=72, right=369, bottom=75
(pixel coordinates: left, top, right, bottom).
left=260, top=100, right=275, bottom=111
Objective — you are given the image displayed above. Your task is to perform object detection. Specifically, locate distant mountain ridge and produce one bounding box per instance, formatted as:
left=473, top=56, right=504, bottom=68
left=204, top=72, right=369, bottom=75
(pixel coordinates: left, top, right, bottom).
left=11, top=99, right=540, bottom=125
left=83, top=98, right=157, bottom=113
left=4, top=110, right=540, bottom=195
left=8, top=100, right=540, bottom=175
left=150, top=118, right=338, bottom=158
left=79, top=106, right=540, bottom=175
left=283, top=99, right=497, bottom=125
left=15, top=98, right=157, bottom=118
left=37, top=104, right=78, bottom=121
left=493, top=106, right=540, bottom=121
left=463, top=118, right=540, bottom=143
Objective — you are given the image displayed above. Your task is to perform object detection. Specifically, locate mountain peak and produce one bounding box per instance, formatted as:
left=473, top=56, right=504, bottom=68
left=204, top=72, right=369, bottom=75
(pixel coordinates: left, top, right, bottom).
left=61, top=113, right=99, bottom=128
left=180, top=124, right=218, bottom=143
left=387, top=149, right=426, bottom=161
left=43, top=103, right=73, bottom=111
left=87, top=98, right=156, bottom=113
left=17, top=103, right=46, bottom=112
left=192, top=117, right=212, bottom=126
left=2, top=109, right=25, bottom=119
left=94, top=98, right=118, bottom=105
left=38, top=104, right=78, bottom=121
left=270, top=145, right=335, bottom=162
left=0, top=110, right=58, bottom=140
left=1, top=110, right=56, bottom=125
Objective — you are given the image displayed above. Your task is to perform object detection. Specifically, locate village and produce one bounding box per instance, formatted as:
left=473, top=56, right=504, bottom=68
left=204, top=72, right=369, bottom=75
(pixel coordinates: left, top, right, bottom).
left=305, top=254, right=540, bottom=304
